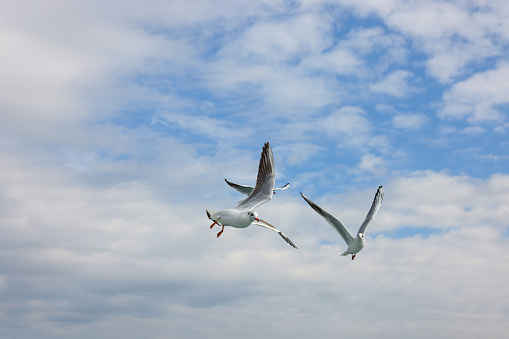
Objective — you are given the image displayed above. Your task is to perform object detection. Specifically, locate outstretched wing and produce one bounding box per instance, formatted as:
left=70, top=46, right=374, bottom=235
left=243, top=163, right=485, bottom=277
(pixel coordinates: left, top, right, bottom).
left=300, top=192, right=354, bottom=245
left=226, top=179, right=289, bottom=205
left=224, top=179, right=254, bottom=196
left=252, top=218, right=298, bottom=249
left=274, top=183, right=290, bottom=191
left=235, top=142, right=275, bottom=211
left=357, top=185, right=384, bottom=236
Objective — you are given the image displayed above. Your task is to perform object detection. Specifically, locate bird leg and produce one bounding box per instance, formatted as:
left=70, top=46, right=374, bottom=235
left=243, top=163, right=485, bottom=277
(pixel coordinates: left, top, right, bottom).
left=352, top=254, right=356, bottom=260
left=209, top=217, right=220, bottom=229
left=217, top=225, right=225, bottom=238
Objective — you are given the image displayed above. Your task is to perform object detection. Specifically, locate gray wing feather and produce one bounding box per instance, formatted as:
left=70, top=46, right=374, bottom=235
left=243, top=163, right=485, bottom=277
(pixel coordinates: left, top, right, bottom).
left=225, top=180, right=288, bottom=198
left=300, top=192, right=354, bottom=245
left=235, top=142, right=275, bottom=211
left=252, top=219, right=298, bottom=249
left=224, top=179, right=254, bottom=196
left=274, top=183, right=290, bottom=191
left=228, top=180, right=288, bottom=204
left=357, top=185, right=384, bottom=235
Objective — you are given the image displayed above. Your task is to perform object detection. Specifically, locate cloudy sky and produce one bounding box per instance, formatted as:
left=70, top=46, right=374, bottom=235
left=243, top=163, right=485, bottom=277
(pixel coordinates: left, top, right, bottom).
left=1, top=0, right=509, bottom=338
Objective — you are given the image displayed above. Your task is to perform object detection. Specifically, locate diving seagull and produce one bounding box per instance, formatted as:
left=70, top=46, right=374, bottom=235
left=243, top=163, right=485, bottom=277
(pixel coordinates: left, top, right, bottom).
left=225, top=179, right=290, bottom=204
left=206, top=142, right=297, bottom=249
left=300, top=186, right=384, bottom=259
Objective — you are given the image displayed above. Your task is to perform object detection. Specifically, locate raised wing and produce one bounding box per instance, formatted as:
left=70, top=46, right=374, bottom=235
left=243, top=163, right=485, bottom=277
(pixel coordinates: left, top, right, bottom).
left=224, top=179, right=254, bottom=196
left=252, top=218, right=298, bottom=249
left=300, top=192, right=354, bottom=245
left=357, top=185, right=384, bottom=236
left=235, top=142, right=275, bottom=211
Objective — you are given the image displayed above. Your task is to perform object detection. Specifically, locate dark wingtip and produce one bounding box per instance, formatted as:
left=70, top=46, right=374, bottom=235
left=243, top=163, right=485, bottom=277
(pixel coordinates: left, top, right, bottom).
left=375, top=185, right=384, bottom=203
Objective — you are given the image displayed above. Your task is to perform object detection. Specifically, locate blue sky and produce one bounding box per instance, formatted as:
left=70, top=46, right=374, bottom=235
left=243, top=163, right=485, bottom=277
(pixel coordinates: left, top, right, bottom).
left=1, top=0, right=509, bottom=338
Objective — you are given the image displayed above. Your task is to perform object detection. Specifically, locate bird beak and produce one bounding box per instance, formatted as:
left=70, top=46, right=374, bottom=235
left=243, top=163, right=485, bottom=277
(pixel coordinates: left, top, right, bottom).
left=255, top=217, right=260, bottom=221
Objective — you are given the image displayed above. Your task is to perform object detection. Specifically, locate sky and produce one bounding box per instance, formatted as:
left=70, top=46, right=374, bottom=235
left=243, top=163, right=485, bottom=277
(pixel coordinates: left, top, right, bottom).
left=1, top=0, right=509, bottom=338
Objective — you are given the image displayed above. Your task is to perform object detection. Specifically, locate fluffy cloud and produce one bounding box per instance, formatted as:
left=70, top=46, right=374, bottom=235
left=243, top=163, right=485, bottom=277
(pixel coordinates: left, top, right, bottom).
left=2, top=0, right=509, bottom=337
left=439, top=62, right=509, bottom=122
left=370, top=70, right=418, bottom=98
left=2, top=144, right=508, bottom=338
left=357, top=153, right=386, bottom=175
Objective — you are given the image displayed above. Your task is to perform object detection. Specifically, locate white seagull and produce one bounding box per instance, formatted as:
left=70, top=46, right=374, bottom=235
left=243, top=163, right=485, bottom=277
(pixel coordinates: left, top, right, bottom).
left=224, top=179, right=290, bottom=204
left=206, top=142, right=297, bottom=249
left=301, top=186, right=384, bottom=260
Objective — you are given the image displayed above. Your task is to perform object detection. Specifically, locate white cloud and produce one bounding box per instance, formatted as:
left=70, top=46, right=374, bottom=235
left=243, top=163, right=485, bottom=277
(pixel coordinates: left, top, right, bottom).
left=462, top=125, right=487, bottom=135
left=230, top=12, right=333, bottom=62
left=320, top=106, right=370, bottom=142
left=205, top=12, right=343, bottom=111
left=276, top=142, right=327, bottom=166
left=2, top=1, right=509, bottom=337
left=0, top=1, right=195, bottom=143
left=439, top=62, right=509, bottom=122
left=152, top=111, right=250, bottom=142
left=385, top=1, right=504, bottom=82
left=335, top=0, right=400, bottom=17
left=386, top=2, right=475, bottom=40
left=357, top=153, right=385, bottom=174
left=378, top=171, right=509, bottom=231
left=392, top=113, right=429, bottom=129
left=338, top=0, right=506, bottom=83
left=370, top=70, right=418, bottom=98
left=2, top=139, right=509, bottom=337
left=303, top=47, right=362, bottom=75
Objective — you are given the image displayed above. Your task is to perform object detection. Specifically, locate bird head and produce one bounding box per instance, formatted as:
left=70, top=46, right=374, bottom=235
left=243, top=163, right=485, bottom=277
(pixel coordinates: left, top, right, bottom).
left=248, top=211, right=259, bottom=222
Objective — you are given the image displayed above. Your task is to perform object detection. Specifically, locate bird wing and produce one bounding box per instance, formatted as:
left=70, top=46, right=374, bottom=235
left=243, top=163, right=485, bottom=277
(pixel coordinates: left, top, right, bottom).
left=224, top=179, right=254, bottom=196
left=252, top=218, right=298, bottom=249
left=300, top=192, right=354, bottom=245
left=274, top=183, right=290, bottom=191
left=235, top=142, right=275, bottom=211
left=357, top=185, right=384, bottom=236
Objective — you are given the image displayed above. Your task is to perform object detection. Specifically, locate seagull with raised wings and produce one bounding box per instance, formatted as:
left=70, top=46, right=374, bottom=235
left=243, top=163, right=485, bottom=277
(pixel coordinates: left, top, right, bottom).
left=301, top=186, right=384, bottom=259
left=206, top=142, right=297, bottom=249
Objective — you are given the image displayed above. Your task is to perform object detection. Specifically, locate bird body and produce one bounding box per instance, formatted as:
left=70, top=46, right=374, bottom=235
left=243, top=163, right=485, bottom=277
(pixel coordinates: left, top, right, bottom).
left=341, top=235, right=365, bottom=257
left=206, top=142, right=297, bottom=249
left=301, top=186, right=383, bottom=259
left=206, top=209, right=257, bottom=229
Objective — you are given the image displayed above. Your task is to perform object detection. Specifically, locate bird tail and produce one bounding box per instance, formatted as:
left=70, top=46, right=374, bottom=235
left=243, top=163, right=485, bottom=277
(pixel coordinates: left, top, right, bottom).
left=340, top=250, right=349, bottom=256
left=206, top=210, right=219, bottom=220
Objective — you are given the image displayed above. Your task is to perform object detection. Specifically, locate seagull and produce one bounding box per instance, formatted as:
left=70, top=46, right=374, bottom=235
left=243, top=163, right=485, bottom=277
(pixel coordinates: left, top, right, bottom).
left=206, top=142, right=297, bottom=249
left=224, top=179, right=290, bottom=204
left=300, top=186, right=384, bottom=260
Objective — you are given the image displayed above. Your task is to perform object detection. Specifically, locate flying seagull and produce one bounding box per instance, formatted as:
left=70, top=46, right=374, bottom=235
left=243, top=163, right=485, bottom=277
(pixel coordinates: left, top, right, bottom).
left=206, top=142, right=297, bottom=249
left=225, top=179, right=290, bottom=204
left=300, top=186, right=384, bottom=259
